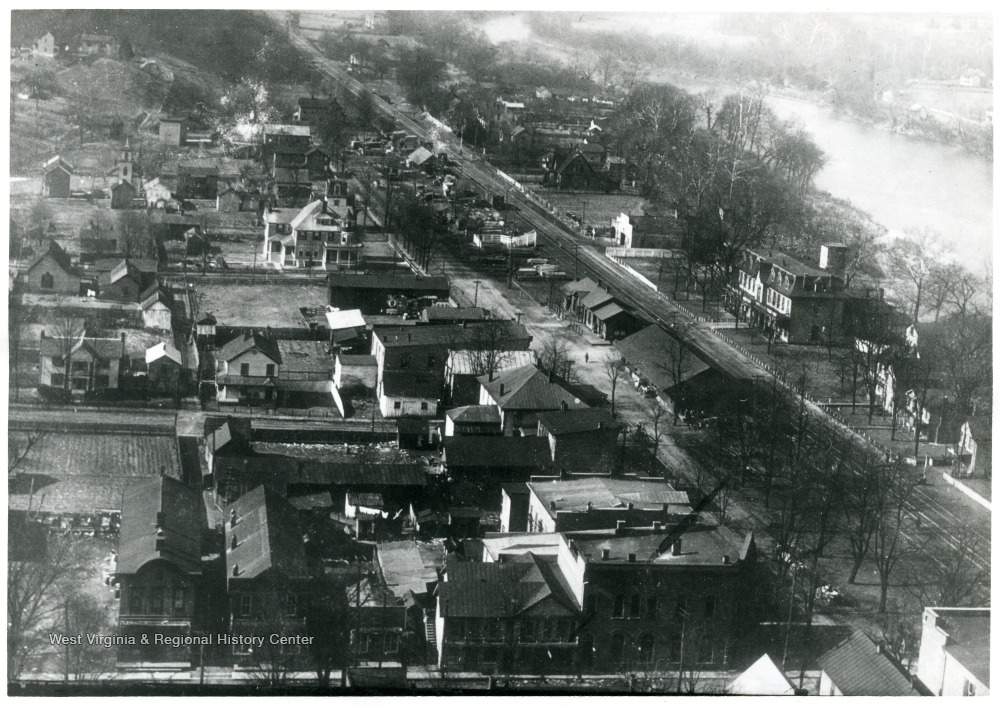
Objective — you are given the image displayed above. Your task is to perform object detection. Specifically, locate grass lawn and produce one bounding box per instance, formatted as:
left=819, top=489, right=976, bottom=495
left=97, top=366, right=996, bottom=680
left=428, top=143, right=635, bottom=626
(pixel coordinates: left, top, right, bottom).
left=196, top=282, right=329, bottom=329
left=534, top=190, right=647, bottom=230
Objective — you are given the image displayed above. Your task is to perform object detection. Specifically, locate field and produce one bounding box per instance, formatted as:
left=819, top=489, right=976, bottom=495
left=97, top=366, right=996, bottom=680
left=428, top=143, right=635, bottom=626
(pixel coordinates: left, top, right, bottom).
left=532, top=189, right=647, bottom=230
left=195, top=282, right=329, bottom=328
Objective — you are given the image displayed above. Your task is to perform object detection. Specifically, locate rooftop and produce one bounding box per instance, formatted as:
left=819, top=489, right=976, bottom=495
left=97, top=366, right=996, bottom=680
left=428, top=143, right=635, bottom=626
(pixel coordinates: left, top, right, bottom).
left=614, top=325, right=712, bottom=391
left=117, top=476, right=204, bottom=575
left=277, top=339, right=335, bottom=376
left=536, top=407, right=621, bottom=435
left=448, top=349, right=534, bottom=377
left=927, top=607, right=990, bottom=688
left=572, top=525, right=749, bottom=566
left=326, top=308, right=367, bottom=331
left=420, top=306, right=488, bottom=323
left=225, top=486, right=309, bottom=582
left=264, top=124, right=312, bottom=137
left=528, top=478, right=688, bottom=516
left=377, top=539, right=447, bottom=599
left=443, top=436, right=551, bottom=470
left=445, top=404, right=502, bottom=424
left=478, top=364, right=587, bottom=412
left=439, top=554, right=579, bottom=618
left=381, top=371, right=441, bottom=399
left=817, top=630, right=919, bottom=696
left=217, top=332, right=282, bottom=365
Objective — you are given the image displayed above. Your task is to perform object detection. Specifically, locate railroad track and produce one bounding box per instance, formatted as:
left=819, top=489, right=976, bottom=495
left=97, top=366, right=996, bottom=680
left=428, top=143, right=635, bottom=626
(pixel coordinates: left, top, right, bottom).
left=268, top=12, right=990, bottom=572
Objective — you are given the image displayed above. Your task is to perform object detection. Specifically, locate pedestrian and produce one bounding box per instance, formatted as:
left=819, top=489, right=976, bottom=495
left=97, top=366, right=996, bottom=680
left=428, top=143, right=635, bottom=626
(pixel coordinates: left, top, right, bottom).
left=585, top=352, right=589, bottom=363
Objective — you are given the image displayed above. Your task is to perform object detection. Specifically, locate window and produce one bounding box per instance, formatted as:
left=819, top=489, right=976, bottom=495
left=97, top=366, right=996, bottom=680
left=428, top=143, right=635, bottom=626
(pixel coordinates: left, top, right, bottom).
left=40, top=272, right=54, bottom=290
left=129, top=587, right=144, bottom=614
left=647, top=596, right=657, bottom=620
left=609, top=634, right=626, bottom=664
left=239, top=594, right=253, bottom=618
left=629, top=594, right=641, bottom=618
left=427, top=355, right=436, bottom=369
left=638, top=634, right=655, bottom=665
left=357, top=632, right=371, bottom=654
left=284, top=592, right=298, bottom=617
left=51, top=373, right=65, bottom=387
left=399, top=354, right=410, bottom=369
left=668, top=634, right=682, bottom=661
left=53, top=355, right=65, bottom=368
left=520, top=620, right=535, bottom=643
left=675, top=595, right=688, bottom=619
left=384, top=632, right=399, bottom=654
left=393, top=401, right=402, bottom=410
left=613, top=594, right=625, bottom=618
left=704, top=595, right=716, bottom=618
left=172, top=587, right=186, bottom=612
left=556, top=619, right=570, bottom=642
left=265, top=363, right=275, bottom=377
left=420, top=402, right=429, bottom=411
left=452, top=619, right=465, bottom=639
left=73, top=361, right=89, bottom=372
left=697, top=640, right=714, bottom=664
left=150, top=587, right=164, bottom=613
left=467, top=619, right=481, bottom=640
left=240, top=363, right=250, bottom=377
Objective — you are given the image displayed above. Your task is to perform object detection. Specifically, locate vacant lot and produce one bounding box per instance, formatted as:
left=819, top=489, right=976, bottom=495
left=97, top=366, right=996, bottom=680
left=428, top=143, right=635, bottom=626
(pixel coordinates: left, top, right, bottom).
left=196, top=282, right=329, bottom=328
left=534, top=190, right=646, bottom=230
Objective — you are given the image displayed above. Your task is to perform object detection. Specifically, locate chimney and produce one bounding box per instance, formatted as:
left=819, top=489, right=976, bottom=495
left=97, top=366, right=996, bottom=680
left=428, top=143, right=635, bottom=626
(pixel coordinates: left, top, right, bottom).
left=560, top=400, right=568, bottom=411
left=722, top=554, right=731, bottom=565
left=265, top=326, right=272, bottom=340
left=548, top=368, right=555, bottom=384
left=671, top=539, right=683, bottom=556
left=652, top=521, right=662, bottom=531
left=627, top=502, right=634, bottom=511
left=231, top=534, right=238, bottom=550
left=121, top=332, right=126, bottom=358
left=615, top=520, right=626, bottom=533
left=587, top=501, right=593, bottom=512
left=232, top=564, right=239, bottom=577
left=159, top=465, right=166, bottom=477
left=601, top=547, right=610, bottom=560
left=627, top=553, right=637, bottom=563
left=230, top=508, right=237, bottom=525
left=499, top=383, right=505, bottom=396
left=549, top=500, right=557, bottom=511
left=598, top=421, right=604, bottom=430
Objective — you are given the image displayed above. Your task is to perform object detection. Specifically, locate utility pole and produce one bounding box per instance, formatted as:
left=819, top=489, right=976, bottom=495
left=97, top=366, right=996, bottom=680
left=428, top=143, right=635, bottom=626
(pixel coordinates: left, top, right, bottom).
left=473, top=280, right=481, bottom=307
left=781, top=566, right=798, bottom=671
left=574, top=243, right=579, bottom=278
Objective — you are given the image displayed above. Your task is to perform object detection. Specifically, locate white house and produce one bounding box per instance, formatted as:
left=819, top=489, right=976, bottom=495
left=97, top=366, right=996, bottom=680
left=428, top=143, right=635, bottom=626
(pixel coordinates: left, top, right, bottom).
left=214, top=332, right=282, bottom=404
left=915, top=607, right=990, bottom=696
left=263, top=199, right=361, bottom=271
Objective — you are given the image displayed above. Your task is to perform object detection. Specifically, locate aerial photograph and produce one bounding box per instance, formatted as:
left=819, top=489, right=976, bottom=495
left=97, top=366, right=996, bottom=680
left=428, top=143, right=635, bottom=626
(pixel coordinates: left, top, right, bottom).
left=6, top=7, right=992, bottom=697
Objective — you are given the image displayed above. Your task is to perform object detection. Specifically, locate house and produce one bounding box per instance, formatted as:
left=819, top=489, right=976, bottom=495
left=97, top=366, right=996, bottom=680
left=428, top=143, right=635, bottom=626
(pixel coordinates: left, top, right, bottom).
left=442, top=436, right=552, bottom=484
left=435, top=553, right=581, bottom=673
left=158, top=116, right=188, bottom=146
left=536, top=408, right=621, bottom=472
left=442, top=526, right=757, bottom=675
left=39, top=333, right=124, bottom=393
left=263, top=124, right=311, bottom=150
left=275, top=339, right=336, bottom=394
left=535, top=86, right=552, bottom=100
left=195, top=313, right=217, bottom=341
left=215, top=332, right=282, bottom=405
left=728, top=654, right=796, bottom=695
left=329, top=274, right=451, bottom=315
left=444, top=405, right=502, bottom=437
left=216, top=186, right=261, bottom=213
left=143, top=178, right=174, bottom=209
left=42, top=156, right=73, bottom=198
left=140, top=283, right=173, bottom=331
left=144, top=341, right=184, bottom=394
left=293, top=96, right=334, bottom=124
left=541, top=142, right=624, bottom=192
left=325, top=308, right=367, bottom=347
left=365, top=11, right=389, bottom=32
left=817, top=630, right=920, bottom=696
left=344, top=576, right=408, bottom=662
left=959, top=69, right=985, bottom=87
left=378, top=371, right=440, bottom=418
left=406, top=146, right=434, bottom=169
left=503, top=478, right=691, bottom=534
left=578, top=284, right=645, bottom=341
left=445, top=349, right=535, bottom=407
left=268, top=143, right=330, bottom=181
left=21, top=240, right=80, bottom=294
left=225, top=486, right=312, bottom=668
left=954, top=415, right=991, bottom=477
left=110, top=180, right=138, bottom=209
left=32, top=32, right=56, bottom=57
left=478, top=364, right=588, bottom=436
left=915, top=607, right=989, bottom=696
left=116, top=476, right=206, bottom=665
left=79, top=33, right=119, bottom=56
left=263, top=198, right=360, bottom=271
left=376, top=539, right=447, bottom=662
left=97, top=259, right=157, bottom=303
left=726, top=244, right=857, bottom=344
left=176, top=165, right=219, bottom=200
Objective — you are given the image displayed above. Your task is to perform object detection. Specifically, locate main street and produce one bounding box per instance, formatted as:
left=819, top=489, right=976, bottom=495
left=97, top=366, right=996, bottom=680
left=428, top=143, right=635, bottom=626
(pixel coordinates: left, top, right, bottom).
left=266, top=11, right=989, bottom=572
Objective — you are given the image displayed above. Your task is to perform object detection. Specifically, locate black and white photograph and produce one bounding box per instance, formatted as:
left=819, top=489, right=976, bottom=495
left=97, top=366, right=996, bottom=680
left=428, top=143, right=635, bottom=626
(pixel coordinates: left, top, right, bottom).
left=5, top=5, right=993, bottom=697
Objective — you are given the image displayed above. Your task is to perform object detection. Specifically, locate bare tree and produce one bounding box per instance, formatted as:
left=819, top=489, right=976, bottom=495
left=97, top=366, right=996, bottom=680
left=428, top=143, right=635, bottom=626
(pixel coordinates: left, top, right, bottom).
left=536, top=338, right=571, bottom=381
left=838, top=447, right=884, bottom=584
left=889, top=229, right=949, bottom=323
left=872, top=460, right=923, bottom=613
left=644, top=401, right=668, bottom=458
left=61, top=593, right=117, bottom=680
left=904, top=525, right=989, bottom=609
left=921, top=312, right=991, bottom=415
left=603, top=353, right=627, bottom=417
left=116, top=210, right=157, bottom=260
left=658, top=321, right=695, bottom=423
left=465, top=313, right=516, bottom=382
left=51, top=306, right=86, bottom=392
left=8, top=535, right=91, bottom=680
left=849, top=298, right=907, bottom=423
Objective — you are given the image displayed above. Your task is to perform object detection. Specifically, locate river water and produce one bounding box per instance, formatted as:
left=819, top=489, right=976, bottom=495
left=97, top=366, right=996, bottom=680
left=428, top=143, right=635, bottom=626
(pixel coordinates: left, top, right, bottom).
left=479, top=13, right=993, bottom=273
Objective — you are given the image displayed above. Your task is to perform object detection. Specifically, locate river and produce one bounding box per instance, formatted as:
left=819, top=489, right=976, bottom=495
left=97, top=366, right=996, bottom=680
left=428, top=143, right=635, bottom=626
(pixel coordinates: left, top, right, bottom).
left=479, top=13, right=993, bottom=274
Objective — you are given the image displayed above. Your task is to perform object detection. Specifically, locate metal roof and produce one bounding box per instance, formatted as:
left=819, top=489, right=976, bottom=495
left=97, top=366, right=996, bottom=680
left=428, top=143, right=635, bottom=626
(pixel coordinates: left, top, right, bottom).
left=478, top=364, right=587, bottom=412
left=817, top=631, right=919, bottom=696
left=117, top=476, right=204, bottom=575
left=225, top=486, right=309, bottom=582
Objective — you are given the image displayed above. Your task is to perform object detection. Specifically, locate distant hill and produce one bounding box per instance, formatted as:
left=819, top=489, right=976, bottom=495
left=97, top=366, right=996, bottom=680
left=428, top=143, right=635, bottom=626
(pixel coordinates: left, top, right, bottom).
left=11, top=10, right=307, bottom=83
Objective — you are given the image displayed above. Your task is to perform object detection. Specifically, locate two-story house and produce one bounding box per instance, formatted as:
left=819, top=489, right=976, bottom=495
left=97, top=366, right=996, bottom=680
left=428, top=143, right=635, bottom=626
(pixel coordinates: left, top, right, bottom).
left=293, top=97, right=335, bottom=125
left=42, top=156, right=73, bottom=198
left=535, top=409, right=622, bottom=473
left=263, top=124, right=312, bottom=150
left=225, top=486, right=313, bottom=669
left=263, top=198, right=360, bottom=271
left=478, top=364, right=587, bottom=436
left=727, top=244, right=856, bottom=345
left=116, top=476, right=206, bottom=666
left=215, top=332, right=282, bottom=404
left=541, top=142, right=623, bottom=192
left=915, top=607, right=989, bottom=696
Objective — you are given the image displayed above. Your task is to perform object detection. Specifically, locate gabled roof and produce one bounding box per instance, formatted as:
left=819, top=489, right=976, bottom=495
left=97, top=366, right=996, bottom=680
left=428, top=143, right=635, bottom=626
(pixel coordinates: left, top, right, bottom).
left=446, top=405, right=501, bottom=425
left=116, top=476, right=204, bottom=575
left=377, top=539, right=447, bottom=599
left=145, top=341, right=182, bottom=366
left=817, top=630, right=919, bottom=696
left=528, top=478, right=688, bottom=515
left=614, top=325, right=712, bottom=391
left=217, top=332, right=282, bottom=365
left=536, top=407, right=620, bottom=435
left=325, top=308, right=367, bottom=331
left=478, top=364, right=587, bottom=412
left=225, top=485, right=308, bottom=582
left=439, top=554, right=579, bottom=618
left=580, top=286, right=615, bottom=311
left=443, top=436, right=551, bottom=470
left=43, top=155, right=73, bottom=174
left=407, top=146, right=433, bottom=165
left=590, top=301, right=628, bottom=321
left=729, top=654, right=796, bottom=695
left=420, top=306, right=488, bottom=322
left=24, top=240, right=76, bottom=275
left=447, top=349, right=534, bottom=377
